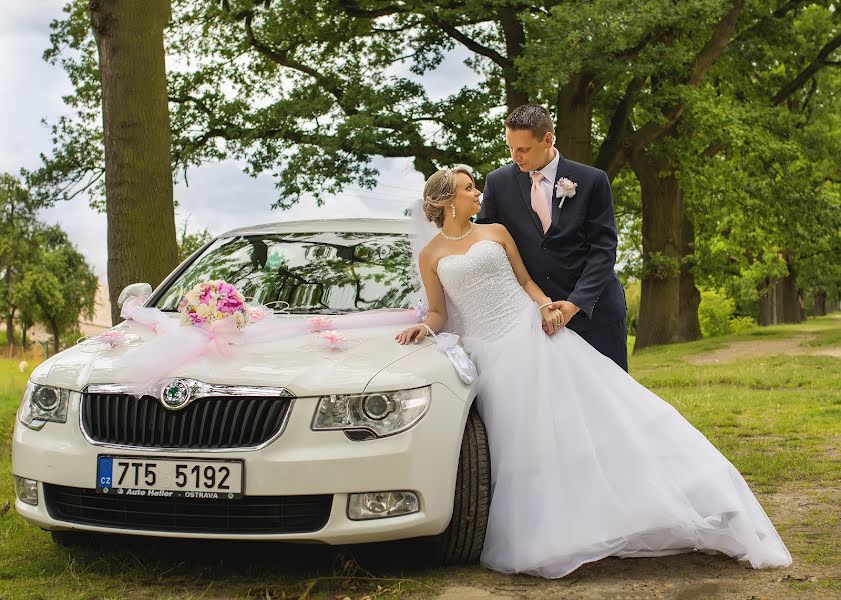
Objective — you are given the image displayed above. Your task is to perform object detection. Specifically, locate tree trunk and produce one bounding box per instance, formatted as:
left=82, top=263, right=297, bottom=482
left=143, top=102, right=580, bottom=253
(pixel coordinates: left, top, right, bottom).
left=21, top=324, right=28, bottom=349
left=758, top=278, right=776, bottom=326
left=779, top=257, right=802, bottom=324
left=50, top=320, right=60, bottom=354
left=678, top=212, right=702, bottom=341
left=5, top=307, right=15, bottom=347
left=90, top=0, right=178, bottom=325
left=555, top=74, right=594, bottom=164
left=631, top=147, right=701, bottom=350
left=496, top=6, right=529, bottom=112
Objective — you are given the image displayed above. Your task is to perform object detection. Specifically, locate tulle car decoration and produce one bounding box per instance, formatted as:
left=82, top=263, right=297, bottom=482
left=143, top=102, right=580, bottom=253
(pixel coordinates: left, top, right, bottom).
left=12, top=219, right=489, bottom=565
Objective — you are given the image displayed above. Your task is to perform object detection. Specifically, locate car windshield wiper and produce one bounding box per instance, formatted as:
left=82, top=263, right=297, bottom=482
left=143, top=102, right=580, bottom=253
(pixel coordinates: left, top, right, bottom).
left=284, top=307, right=361, bottom=315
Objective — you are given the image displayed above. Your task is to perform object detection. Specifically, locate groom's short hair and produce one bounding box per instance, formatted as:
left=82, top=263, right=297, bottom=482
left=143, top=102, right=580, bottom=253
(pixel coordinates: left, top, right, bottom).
left=505, top=104, right=554, bottom=140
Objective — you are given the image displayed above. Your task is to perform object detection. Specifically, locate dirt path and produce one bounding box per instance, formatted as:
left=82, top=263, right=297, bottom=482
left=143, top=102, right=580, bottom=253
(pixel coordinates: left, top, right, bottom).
left=685, top=334, right=841, bottom=365
left=430, top=486, right=841, bottom=600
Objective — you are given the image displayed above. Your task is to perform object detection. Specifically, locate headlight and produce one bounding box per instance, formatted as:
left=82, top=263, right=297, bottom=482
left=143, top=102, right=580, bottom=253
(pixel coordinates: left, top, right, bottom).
left=18, top=382, right=70, bottom=429
left=312, top=386, right=430, bottom=438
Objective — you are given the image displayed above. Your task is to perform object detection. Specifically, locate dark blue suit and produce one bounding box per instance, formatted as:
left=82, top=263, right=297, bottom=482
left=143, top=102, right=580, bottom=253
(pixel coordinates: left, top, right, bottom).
left=477, top=154, right=628, bottom=371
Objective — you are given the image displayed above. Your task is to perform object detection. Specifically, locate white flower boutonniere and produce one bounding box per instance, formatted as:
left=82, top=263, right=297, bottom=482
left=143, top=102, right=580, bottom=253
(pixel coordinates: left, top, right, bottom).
left=555, top=178, right=577, bottom=209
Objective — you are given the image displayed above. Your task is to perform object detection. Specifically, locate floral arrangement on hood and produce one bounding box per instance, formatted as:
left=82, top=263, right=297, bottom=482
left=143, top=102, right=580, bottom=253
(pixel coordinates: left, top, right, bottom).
left=177, top=281, right=249, bottom=330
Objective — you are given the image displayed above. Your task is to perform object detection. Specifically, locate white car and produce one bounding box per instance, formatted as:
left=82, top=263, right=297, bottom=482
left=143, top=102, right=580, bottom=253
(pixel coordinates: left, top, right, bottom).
left=13, top=218, right=490, bottom=563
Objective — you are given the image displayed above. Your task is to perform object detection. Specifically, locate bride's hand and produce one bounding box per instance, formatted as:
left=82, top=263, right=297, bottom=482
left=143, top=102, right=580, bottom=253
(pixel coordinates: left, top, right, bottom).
left=395, top=325, right=430, bottom=345
left=540, top=306, right=565, bottom=335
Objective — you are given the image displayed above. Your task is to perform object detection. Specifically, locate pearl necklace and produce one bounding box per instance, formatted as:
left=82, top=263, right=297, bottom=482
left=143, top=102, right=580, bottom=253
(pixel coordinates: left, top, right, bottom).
left=439, top=225, right=475, bottom=241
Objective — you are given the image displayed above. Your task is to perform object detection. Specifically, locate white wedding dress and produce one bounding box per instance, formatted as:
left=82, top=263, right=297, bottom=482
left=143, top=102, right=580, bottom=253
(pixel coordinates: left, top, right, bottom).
left=435, top=239, right=792, bottom=578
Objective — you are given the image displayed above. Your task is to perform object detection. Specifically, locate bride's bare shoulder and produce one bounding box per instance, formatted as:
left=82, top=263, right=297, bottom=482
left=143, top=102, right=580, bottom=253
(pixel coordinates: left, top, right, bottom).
left=476, top=222, right=510, bottom=240
left=419, top=238, right=446, bottom=263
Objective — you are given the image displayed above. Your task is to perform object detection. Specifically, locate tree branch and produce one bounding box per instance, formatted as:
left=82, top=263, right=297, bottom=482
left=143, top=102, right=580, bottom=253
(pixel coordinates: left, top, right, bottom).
left=180, top=122, right=471, bottom=166
left=772, top=32, right=841, bottom=105
left=426, top=13, right=512, bottom=69
left=730, top=0, right=807, bottom=47
left=690, top=0, right=744, bottom=86
left=618, top=0, right=743, bottom=164
left=595, top=75, right=647, bottom=179
left=336, top=0, right=406, bottom=18
left=243, top=13, right=351, bottom=108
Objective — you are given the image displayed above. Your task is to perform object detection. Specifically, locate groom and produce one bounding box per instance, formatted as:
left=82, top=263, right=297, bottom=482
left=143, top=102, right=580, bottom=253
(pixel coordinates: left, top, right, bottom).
left=477, top=104, right=628, bottom=371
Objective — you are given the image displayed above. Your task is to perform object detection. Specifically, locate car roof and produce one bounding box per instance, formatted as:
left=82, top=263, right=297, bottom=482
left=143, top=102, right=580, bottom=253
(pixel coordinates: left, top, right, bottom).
left=220, top=218, right=412, bottom=237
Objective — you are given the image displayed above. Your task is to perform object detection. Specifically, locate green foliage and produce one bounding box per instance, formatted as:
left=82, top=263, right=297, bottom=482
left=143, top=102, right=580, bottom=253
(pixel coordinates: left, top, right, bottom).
left=0, top=175, right=97, bottom=351
left=0, top=174, right=50, bottom=346
left=684, top=2, right=841, bottom=315
left=698, top=289, right=756, bottom=338
left=642, top=252, right=682, bottom=280
left=624, top=280, right=641, bottom=336
left=61, top=329, right=84, bottom=349
left=12, top=224, right=97, bottom=351
left=177, top=221, right=212, bottom=262
left=35, top=0, right=514, bottom=207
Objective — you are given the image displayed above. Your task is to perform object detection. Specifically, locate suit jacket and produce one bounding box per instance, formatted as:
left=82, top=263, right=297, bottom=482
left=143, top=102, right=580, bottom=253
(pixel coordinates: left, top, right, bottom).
left=476, top=153, right=626, bottom=332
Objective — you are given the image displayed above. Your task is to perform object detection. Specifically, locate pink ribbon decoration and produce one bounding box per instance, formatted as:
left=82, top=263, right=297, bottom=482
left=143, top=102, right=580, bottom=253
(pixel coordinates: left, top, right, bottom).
left=114, top=300, right=476, bottom=392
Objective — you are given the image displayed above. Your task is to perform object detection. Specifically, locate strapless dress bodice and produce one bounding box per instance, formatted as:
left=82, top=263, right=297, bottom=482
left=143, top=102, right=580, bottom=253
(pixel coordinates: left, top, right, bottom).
left=436, top=239, right=535, bottom=341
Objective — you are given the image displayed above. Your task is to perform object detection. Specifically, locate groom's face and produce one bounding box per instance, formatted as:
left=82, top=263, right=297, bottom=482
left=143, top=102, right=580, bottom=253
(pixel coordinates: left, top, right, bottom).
left=506, top=128, right=554, bottom=173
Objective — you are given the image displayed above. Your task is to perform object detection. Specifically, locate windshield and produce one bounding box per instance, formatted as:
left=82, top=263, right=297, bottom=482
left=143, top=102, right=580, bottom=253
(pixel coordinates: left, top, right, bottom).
left=154, top=231, right=418, bottom=314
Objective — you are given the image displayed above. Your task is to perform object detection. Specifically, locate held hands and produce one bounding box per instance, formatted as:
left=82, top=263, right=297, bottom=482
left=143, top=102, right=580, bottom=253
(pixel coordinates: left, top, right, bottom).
left=540, top=301, right=581, bottom=336
left=540, top=305, right=565, bottom=335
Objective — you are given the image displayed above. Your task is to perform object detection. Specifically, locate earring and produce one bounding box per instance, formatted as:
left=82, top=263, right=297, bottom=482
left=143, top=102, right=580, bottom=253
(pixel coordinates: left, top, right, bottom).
left=451, top=205, right=456, bottom=219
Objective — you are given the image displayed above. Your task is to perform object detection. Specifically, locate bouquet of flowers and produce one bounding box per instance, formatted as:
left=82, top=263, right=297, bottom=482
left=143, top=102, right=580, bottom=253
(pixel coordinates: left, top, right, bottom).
left=178, top=281, right=249, bottom=330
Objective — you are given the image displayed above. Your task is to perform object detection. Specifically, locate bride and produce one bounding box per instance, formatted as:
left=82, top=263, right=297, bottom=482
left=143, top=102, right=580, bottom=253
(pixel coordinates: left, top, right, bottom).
left=395, top=166, right=792, bottom=578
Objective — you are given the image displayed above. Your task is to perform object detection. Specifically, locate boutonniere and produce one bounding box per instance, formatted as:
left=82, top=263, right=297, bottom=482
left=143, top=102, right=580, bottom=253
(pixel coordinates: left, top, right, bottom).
left=555, top=178, right=577, bottom=209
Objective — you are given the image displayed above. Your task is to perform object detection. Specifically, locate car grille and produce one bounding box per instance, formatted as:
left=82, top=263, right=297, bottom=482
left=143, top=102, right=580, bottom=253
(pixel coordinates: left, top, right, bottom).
left=81, top=393, right=293, bottom=449
left=44, top=485, right=332, bottom=534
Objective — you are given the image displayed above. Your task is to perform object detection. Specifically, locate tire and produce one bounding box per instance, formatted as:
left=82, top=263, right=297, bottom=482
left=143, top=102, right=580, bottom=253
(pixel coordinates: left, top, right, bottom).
left=435, top=405, right=491, bottom=565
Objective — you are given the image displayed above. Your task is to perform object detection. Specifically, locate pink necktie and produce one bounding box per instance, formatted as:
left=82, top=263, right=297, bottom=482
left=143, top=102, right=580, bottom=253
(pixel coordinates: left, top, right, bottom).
left=530, top=171, right=551, bottom=233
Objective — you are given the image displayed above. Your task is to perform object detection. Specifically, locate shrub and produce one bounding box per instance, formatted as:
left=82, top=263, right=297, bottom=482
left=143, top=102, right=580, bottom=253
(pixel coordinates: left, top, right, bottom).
left=699, top=290, right=755, bottom=338
left=624, top=280, right=640, bottom=336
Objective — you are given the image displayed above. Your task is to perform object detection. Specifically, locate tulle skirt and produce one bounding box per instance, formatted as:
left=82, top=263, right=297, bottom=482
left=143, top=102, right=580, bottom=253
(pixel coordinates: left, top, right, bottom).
left=461, top=307, right=792, bottom=578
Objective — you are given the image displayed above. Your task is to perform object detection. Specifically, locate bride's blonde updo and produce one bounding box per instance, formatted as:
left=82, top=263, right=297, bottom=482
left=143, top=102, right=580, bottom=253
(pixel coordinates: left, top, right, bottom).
left=423, top=165, right=474, bottom=227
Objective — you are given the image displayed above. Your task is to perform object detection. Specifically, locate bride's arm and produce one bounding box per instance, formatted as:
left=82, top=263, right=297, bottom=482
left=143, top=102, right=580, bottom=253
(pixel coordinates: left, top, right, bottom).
left=493, top=225, right=565, bottom=331
left=396, top=247, right=448, bottom=345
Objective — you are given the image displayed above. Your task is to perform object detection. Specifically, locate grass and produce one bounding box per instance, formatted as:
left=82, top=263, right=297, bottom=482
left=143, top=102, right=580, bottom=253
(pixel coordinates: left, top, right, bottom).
left=1, top=315, right=840, bottom=598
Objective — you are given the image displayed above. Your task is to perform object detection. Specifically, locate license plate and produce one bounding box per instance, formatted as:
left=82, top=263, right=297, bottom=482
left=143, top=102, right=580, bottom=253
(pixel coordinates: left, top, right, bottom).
left=96, top=456, right=243, bottom=499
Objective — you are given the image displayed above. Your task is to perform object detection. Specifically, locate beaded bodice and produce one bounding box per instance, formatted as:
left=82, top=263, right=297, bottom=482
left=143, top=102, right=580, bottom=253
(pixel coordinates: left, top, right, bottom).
left=436, top=239, right=535, bottom=341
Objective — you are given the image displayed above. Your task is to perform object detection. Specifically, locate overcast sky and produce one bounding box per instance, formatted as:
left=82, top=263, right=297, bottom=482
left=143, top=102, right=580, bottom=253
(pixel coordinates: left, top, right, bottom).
left=0, top=0, right=480, bottom=280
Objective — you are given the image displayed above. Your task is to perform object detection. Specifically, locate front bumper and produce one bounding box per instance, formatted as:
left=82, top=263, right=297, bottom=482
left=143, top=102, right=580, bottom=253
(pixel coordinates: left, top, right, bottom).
left=12, top=383, right=468, bottom=543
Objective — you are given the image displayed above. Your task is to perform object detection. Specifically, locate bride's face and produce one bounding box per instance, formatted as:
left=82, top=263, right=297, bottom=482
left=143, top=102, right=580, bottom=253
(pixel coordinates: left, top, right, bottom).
left=452, top=172, right=482, bottom=218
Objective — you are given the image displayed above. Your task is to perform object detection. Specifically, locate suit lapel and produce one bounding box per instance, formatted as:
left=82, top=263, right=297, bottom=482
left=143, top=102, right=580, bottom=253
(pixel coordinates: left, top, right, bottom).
left=516, top=169, right=544, bottom=235
left=548, top=153, right=569, bottom=235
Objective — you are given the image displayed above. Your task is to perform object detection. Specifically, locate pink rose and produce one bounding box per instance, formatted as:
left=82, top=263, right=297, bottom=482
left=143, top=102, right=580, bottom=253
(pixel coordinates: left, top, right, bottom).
left=308, top=316, right=334, bottom=332
left=320, top=330, right=349, bottom=350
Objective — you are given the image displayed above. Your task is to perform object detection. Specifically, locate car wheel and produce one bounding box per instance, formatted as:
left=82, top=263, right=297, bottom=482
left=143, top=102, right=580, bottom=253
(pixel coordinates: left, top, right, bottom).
left=51, top=530, right=96, bottom=548
left=436, top=405, right=490, bottom=565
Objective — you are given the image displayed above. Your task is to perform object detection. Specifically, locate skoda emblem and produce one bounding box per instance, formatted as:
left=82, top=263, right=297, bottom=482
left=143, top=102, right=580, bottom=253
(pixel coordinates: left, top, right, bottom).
left=160, top=380, right=192, bottom=410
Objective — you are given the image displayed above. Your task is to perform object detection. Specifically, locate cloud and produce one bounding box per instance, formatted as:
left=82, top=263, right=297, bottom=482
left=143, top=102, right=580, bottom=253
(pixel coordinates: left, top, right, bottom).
left=0, top=0, right=73, bottom=174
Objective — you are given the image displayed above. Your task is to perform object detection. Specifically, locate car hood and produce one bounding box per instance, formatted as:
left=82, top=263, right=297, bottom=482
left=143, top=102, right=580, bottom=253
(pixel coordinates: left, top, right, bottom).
left=33, top=316, right=434, bottom=397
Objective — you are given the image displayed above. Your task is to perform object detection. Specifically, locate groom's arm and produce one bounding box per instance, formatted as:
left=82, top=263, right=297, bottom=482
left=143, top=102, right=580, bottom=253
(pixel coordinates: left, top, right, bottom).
left=475, top=172, right=498, bottom=224
left=567, top=170, right=618, bottom=319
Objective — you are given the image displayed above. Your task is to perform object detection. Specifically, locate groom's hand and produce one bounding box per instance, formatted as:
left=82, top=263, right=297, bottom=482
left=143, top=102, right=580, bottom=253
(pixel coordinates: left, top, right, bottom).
left=540, top=306, right=565, bottom=336
left=549, top=301, right=581, bottom=328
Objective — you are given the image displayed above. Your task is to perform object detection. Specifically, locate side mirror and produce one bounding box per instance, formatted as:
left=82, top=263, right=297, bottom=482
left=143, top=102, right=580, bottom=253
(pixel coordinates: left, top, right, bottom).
left=117, top=283, right=153, bottom=308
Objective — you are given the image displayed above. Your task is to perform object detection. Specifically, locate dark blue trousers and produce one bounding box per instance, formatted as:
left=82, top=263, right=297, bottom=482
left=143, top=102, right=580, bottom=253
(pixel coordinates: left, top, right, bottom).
left=576, top=318, right=629, bottom=372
